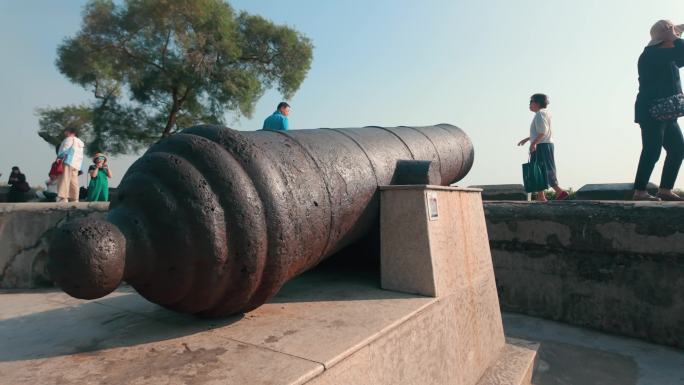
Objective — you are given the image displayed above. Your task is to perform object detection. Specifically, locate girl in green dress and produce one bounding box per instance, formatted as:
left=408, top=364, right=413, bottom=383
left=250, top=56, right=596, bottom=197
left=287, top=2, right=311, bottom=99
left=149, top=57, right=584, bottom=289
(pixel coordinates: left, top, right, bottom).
left=87, top=153, right=112, bottom=201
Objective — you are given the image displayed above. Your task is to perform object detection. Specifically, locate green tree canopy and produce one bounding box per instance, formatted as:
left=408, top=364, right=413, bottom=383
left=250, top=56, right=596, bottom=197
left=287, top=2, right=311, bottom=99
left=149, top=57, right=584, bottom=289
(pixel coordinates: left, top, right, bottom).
left=38, top=0, right=313, bottom=155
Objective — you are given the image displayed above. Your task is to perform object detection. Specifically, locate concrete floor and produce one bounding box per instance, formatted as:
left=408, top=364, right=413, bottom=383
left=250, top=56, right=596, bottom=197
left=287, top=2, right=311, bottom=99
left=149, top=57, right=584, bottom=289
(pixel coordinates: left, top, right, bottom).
left=503, top=313, right=684, bottom=385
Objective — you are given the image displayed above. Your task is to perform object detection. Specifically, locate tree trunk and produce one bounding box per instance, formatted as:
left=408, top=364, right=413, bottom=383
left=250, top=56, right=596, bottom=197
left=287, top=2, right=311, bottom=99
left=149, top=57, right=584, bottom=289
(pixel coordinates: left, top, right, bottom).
left=162, top=88, right=188, bottom=138
left=162, top=99, right=180, bottom=138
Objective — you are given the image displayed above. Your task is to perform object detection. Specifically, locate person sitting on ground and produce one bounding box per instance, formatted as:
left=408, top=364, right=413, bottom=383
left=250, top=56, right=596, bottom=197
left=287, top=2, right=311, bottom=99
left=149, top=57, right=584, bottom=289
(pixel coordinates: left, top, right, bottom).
left=517, top=93, right=570, bottom=202
left=42, top=176, right=59, bottom=202
left=87, top=153, right=112, bottom=202
left=262, top=102, right=291, bottom=131
left=7, top=166, right=30, bottom=202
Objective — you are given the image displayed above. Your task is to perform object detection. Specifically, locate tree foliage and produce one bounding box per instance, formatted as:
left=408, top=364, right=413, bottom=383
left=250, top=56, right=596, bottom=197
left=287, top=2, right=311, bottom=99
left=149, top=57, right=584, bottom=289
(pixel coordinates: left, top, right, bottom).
left=38, top=0, right=313, bottom=155
left=37, top=102, right=153, bottom=155
left=37, top=105, right=93, bottom=154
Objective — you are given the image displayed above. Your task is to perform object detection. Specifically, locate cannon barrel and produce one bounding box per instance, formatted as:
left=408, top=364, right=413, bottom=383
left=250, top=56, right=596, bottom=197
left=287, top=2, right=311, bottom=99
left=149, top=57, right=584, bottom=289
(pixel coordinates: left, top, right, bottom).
left=48, top=124, right=474, bottom=316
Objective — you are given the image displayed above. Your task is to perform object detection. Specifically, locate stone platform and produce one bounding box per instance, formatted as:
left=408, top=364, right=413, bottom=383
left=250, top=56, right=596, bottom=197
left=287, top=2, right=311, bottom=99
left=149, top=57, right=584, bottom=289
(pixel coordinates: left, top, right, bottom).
left=3, top=274, right=683, bottom=385
left=1, top=186, right=537, bottom=385
left=0, top=264, right=534, bottom=385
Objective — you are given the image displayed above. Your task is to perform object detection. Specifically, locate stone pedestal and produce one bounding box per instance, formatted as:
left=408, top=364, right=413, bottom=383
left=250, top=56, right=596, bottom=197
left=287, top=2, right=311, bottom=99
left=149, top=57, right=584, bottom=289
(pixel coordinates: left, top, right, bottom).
left=379, top=185, right=537, bottom=385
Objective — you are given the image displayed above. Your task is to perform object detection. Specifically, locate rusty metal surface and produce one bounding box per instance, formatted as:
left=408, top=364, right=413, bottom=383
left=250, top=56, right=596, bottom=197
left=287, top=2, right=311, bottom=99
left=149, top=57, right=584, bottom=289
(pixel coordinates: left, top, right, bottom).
left=48, top=124, right=474, bottom=316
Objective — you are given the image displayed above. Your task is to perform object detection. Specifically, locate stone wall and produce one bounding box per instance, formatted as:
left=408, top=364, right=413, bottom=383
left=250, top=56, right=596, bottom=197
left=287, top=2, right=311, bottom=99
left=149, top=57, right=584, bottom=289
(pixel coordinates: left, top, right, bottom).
left=468, top=184, right=529, bottom=201
left=0, top=185, right=40, bottom=203
left=484, top=201, right=684, bottom=348
left=0, top=203, right=108, bottom=288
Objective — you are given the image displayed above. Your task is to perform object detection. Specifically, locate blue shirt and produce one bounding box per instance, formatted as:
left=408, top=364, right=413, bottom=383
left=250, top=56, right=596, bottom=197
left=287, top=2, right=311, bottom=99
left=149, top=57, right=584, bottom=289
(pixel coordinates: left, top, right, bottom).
left=262, top=111, right=289, bottom=131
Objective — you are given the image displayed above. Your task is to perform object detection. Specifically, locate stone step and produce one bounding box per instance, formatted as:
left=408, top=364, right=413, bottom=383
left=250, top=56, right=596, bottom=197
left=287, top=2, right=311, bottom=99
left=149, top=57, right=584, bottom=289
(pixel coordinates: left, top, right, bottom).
left=476, top=339, right=538, bottom=385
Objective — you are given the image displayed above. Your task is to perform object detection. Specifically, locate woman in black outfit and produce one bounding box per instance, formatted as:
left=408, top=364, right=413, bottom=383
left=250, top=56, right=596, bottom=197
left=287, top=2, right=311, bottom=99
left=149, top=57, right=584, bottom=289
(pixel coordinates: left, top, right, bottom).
left=7, top=166, right=29, bottom=202
left=633, top=20, right=684, bottom=201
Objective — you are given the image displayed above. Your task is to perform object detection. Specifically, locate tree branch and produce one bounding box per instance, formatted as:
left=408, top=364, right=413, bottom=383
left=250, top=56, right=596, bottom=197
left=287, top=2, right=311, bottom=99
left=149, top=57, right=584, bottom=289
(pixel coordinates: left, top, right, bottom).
left=178, top=87, right=191, bottom=104
left=239, top=50, right=281, bottom=65
left=119, top=45, right=166, bottom=72
left=161, top=29, right=172, bottom=69
left=162, top=87, right=180, bottom=138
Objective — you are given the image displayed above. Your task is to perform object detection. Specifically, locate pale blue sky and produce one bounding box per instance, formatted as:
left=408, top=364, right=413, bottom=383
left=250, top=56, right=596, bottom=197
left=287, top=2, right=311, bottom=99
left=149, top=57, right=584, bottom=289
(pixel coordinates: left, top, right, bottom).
left=1, top=0, right=683, bottom=189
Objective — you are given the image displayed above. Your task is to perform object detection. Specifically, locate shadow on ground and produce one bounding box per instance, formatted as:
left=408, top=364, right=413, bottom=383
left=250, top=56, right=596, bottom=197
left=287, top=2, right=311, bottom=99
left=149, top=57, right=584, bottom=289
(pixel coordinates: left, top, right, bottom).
left=0, top=231, right=421, bottom=363
left=531, top=340, right=638, bottom=385
left=502, top=313, right=684, bottom=385
left=270, top=230, right=423, bottom=304
left=0, top=293, right=242, bottom=362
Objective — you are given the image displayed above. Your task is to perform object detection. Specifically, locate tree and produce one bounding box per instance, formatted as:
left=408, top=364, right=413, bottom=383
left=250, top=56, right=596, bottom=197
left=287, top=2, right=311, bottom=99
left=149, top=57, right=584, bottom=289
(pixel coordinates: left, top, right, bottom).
left=38, top=0, right=313, bottom=155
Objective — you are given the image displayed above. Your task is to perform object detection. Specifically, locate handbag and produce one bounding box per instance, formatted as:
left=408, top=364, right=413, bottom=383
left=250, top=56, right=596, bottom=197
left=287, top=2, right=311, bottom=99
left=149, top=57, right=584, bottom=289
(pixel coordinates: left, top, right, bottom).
left=649, top=94, right=684, bottom=121
left=522, top=155, right=549, bottom=193
left=49, top=158, right=65, bottom=178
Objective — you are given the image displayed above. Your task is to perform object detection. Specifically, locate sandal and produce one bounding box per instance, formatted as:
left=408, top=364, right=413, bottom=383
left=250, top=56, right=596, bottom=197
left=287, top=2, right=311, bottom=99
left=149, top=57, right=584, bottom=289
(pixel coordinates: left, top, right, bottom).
left=656, top=192, right=684, bottom=201
left=632, top=194, right=661, bottom=201
left=555, top=191, right=570, bottom=200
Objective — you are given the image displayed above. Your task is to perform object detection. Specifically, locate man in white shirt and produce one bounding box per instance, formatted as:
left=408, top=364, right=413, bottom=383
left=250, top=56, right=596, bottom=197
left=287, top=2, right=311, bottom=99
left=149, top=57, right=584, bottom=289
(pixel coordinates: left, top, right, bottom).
left=56, top=127, right=85, bottom=202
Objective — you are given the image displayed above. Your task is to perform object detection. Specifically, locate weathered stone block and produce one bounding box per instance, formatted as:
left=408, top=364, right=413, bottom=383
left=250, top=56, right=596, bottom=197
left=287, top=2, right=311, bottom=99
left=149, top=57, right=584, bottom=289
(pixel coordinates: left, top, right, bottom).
left=575, top=183, right=658, bottom=200
left=469, top=184, right=529, bottom=201
left=0, top=202, right=108, bottom=288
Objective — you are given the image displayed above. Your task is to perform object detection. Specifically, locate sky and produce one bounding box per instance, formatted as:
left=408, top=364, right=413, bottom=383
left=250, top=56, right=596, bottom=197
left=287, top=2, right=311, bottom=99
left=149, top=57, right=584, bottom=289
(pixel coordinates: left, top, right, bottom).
left=1, top=0, right=684, bottom=190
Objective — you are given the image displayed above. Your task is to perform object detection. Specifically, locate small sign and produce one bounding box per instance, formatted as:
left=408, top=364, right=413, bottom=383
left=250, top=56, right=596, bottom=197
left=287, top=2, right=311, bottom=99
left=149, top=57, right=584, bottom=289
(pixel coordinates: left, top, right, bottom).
left=426, top=192, right=439, bottom=220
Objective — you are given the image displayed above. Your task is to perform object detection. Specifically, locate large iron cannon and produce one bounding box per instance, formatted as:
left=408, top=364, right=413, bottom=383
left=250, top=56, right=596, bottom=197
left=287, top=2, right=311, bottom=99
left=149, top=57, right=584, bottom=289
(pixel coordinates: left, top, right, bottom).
left=48, top=124, right=474, bottom=316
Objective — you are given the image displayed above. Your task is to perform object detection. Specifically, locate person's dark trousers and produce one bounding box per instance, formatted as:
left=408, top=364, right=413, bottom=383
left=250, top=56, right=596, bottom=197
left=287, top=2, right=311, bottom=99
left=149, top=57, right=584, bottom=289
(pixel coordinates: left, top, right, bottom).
left=43, top=191, right=58, bottom=202
left=634, top=120, right=684, bottom=190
